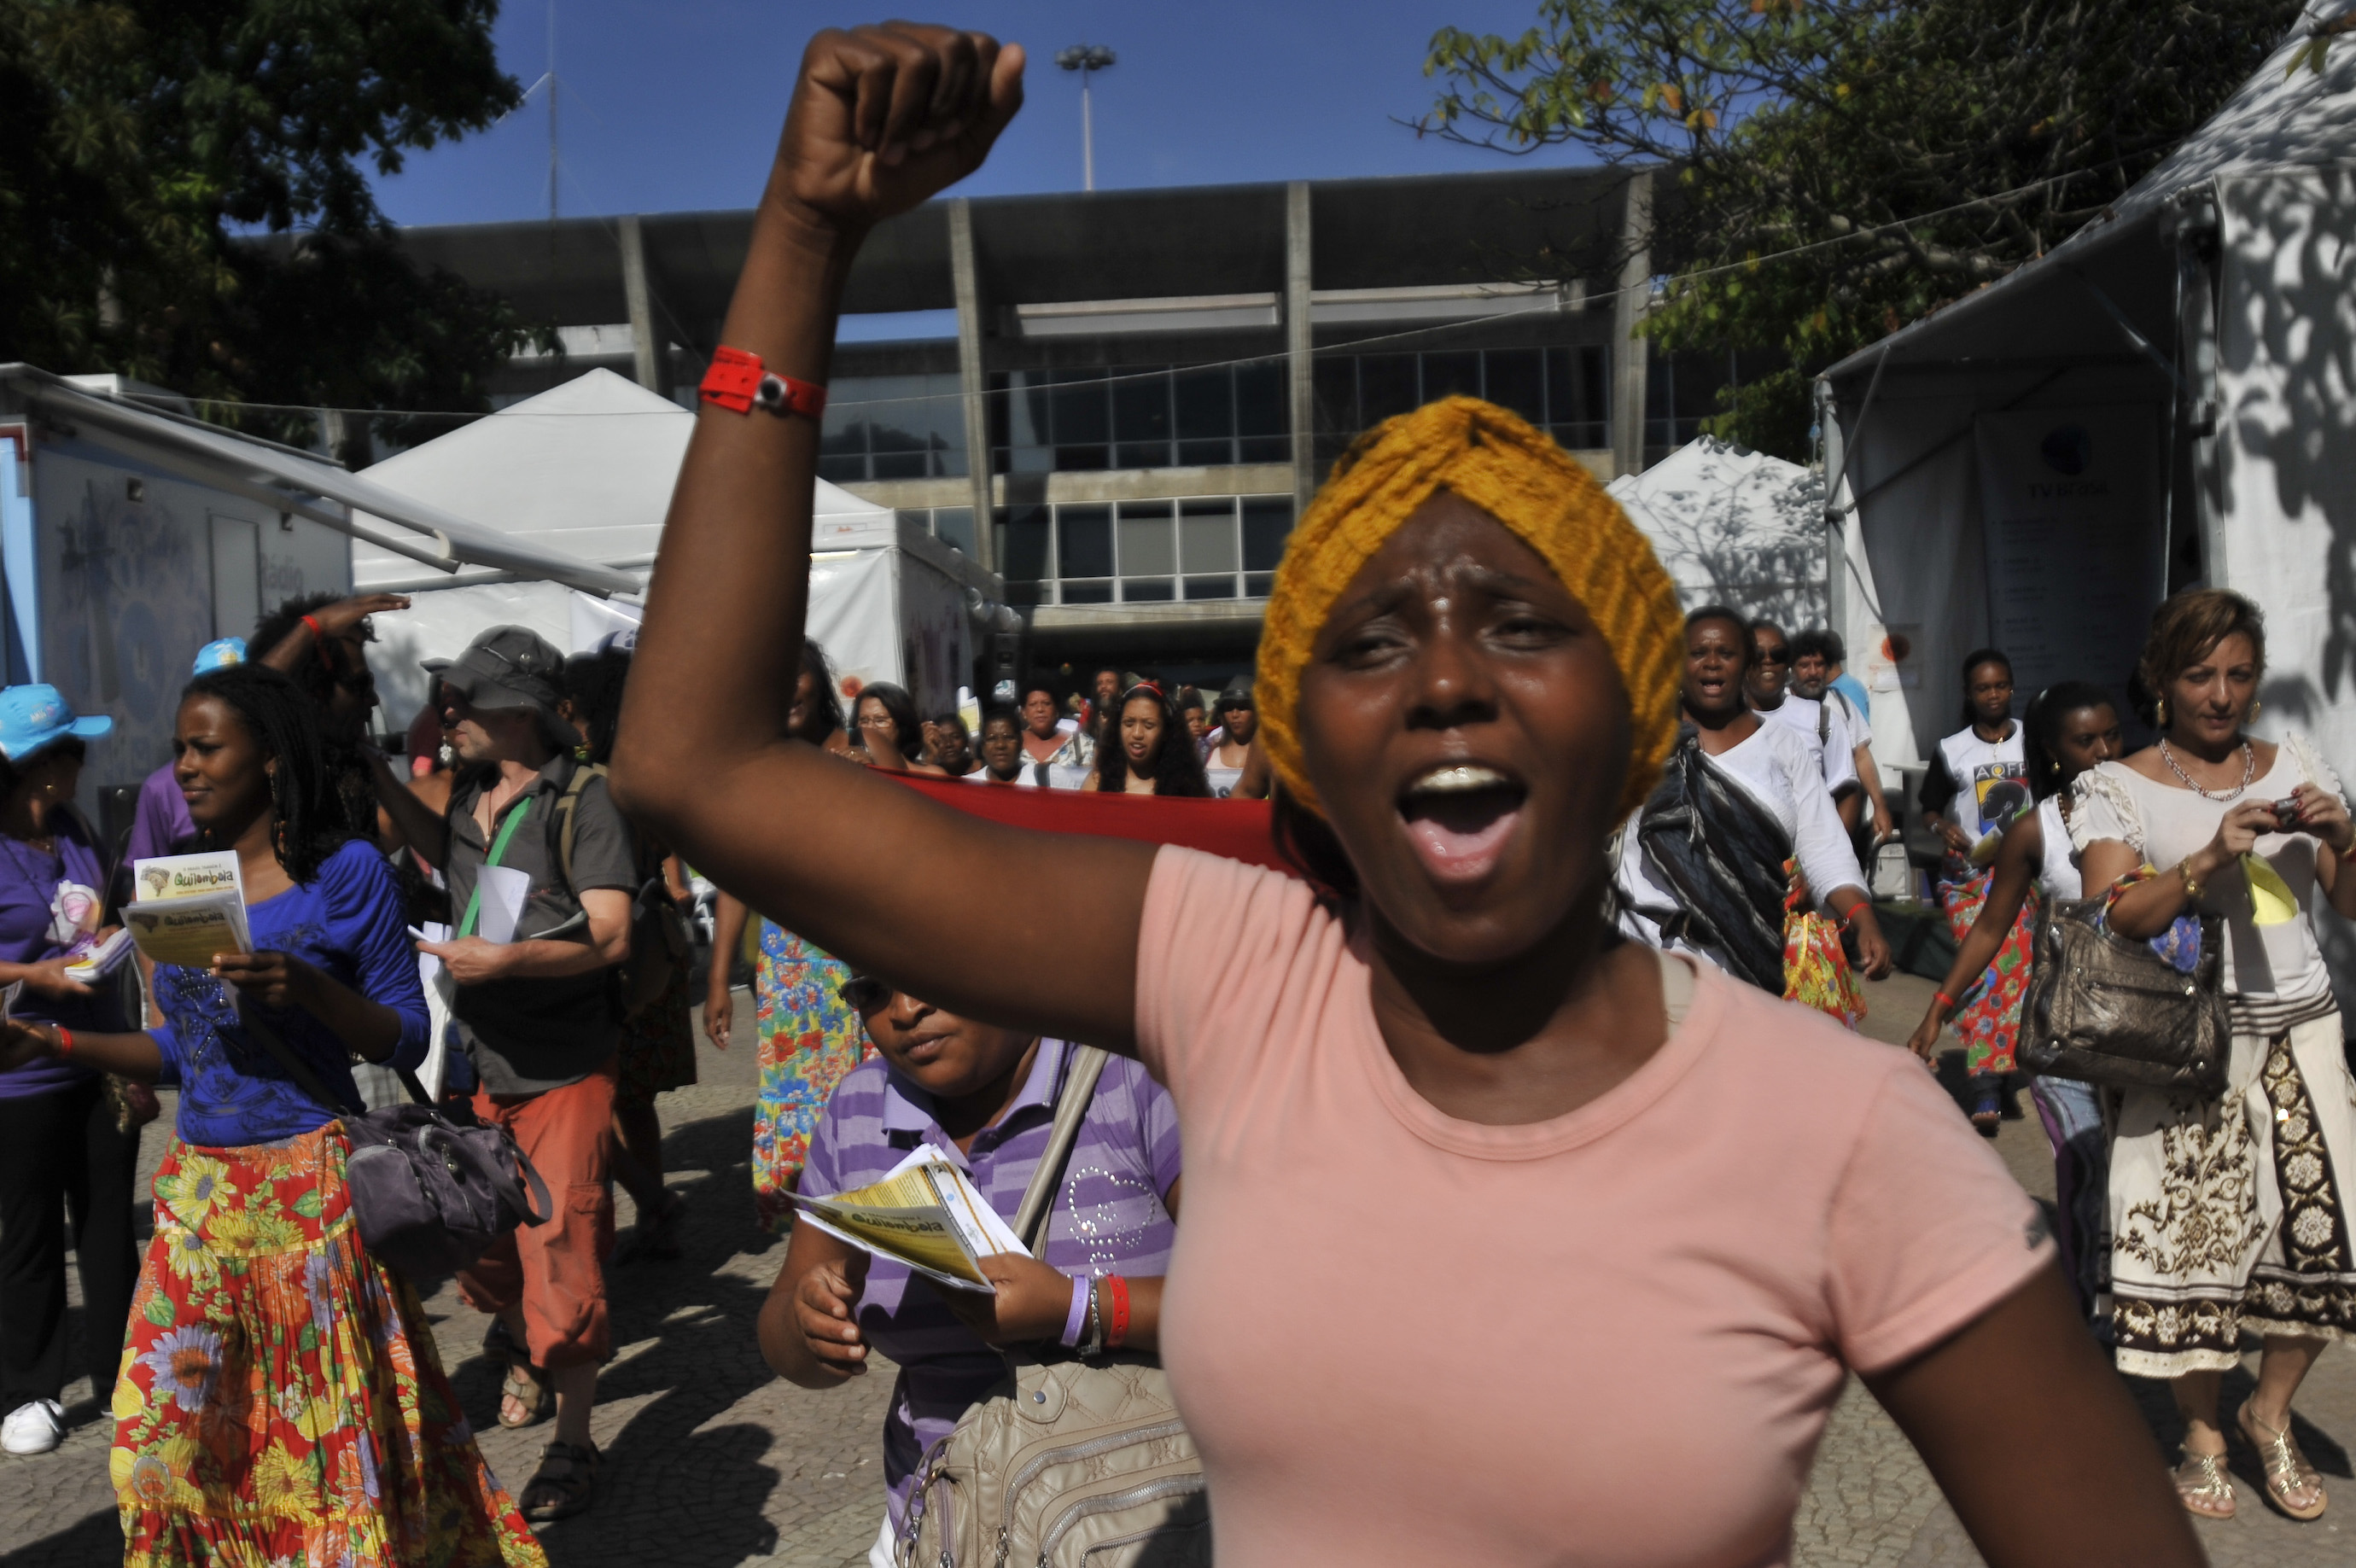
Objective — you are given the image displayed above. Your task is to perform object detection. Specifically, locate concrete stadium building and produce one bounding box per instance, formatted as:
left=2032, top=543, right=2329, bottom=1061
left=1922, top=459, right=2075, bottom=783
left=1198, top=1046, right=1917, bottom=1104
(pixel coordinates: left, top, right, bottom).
left=400, top=166, right=1741, bottom=685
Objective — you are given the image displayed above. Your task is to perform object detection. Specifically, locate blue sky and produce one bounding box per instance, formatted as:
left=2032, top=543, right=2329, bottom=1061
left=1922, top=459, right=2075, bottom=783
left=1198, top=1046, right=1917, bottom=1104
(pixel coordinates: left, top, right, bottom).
left=371, top=0, right=1596, bottom=226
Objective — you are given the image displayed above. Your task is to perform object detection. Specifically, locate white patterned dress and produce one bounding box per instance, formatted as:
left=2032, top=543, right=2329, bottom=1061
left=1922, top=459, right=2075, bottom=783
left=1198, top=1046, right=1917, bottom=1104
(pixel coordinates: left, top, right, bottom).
left=2069, top=735, right=2356, bottom=1376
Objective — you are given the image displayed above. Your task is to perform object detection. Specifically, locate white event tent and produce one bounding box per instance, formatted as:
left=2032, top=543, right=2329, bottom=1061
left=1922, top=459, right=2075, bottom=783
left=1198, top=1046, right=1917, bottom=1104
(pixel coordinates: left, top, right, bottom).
left=354, top=370, right=969, bottom=730
left=1820, top=5, right=2356, bottom=783
left=1607, top=437, right=1827, bottom=629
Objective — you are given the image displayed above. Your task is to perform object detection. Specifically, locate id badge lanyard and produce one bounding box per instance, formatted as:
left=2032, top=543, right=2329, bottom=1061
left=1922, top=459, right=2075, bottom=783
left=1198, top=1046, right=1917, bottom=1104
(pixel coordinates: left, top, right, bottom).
left=457, top=796, right=534, bottom=940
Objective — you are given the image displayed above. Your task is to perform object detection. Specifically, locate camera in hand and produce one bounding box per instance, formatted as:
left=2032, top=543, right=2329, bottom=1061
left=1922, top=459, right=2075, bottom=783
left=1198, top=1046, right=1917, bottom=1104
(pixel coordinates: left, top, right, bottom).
left=2272, top=796, right=2301, bottom=831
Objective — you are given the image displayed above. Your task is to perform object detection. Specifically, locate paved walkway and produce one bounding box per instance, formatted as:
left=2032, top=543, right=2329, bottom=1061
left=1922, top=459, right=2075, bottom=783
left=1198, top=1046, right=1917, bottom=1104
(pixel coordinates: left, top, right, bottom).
left=3, top=976, right=2352, bottom=1565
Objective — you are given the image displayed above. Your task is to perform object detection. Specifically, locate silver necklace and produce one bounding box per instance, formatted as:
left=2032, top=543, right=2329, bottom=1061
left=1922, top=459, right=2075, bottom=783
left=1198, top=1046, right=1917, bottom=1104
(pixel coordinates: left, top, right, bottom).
left=2158, top=737, right=2255, bottom=801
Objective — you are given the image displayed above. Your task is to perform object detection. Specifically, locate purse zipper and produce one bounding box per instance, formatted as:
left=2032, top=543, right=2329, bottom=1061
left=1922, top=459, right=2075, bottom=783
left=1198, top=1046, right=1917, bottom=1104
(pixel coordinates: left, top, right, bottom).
left=1033, top=1472, right=1205, bottom=1567
left=995, top=1417, right=1191, bottom=1565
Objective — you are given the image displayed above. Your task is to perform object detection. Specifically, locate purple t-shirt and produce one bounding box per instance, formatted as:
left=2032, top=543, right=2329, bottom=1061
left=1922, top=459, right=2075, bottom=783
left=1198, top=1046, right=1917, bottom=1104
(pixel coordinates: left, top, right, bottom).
left=125, top=762, right=195, bottom=866
left=803, top=1041, right=1181, bottom=1529
left=0, top=810, right=125, bottom=1099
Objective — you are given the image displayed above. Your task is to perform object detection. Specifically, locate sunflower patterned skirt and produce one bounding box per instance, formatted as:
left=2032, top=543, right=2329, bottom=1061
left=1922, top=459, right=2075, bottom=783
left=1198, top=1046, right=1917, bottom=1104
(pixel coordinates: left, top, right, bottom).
left=1939, top=871, right=2035, bottom=1075
left=751, top=923, right=873, bottom=1233
left=113, top=1124, right=545, bottom=1567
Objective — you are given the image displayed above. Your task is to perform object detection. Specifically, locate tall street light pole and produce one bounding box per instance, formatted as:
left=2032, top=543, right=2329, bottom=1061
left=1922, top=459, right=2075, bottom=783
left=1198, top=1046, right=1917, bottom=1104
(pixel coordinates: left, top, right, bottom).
left=1054, top=44, right=1116, bottom=192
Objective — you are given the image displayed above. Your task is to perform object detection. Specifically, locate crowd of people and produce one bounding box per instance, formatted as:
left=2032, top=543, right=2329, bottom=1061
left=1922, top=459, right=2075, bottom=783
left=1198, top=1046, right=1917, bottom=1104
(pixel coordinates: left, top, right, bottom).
left=0, top=20, right=2349, bottom=1568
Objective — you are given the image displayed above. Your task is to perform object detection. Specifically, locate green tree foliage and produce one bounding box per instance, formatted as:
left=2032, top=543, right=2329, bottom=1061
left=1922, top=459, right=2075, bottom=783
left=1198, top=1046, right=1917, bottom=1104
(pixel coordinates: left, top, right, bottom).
left=1419, top=1, right=2305, bottom=458
left=0, top=0, right=548, bottom=462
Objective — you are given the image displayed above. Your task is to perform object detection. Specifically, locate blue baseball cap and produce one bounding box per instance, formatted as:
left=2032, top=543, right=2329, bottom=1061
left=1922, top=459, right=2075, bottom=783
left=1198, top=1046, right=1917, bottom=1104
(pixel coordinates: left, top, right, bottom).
left=192, top=638, right=247, bottom=675
left=0, top=685, right=113, bottom=763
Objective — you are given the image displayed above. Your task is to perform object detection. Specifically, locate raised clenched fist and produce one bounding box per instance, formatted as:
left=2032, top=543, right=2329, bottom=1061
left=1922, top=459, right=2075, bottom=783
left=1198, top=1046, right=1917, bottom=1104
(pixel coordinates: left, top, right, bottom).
left=767, top=23, right=1024, bottom=235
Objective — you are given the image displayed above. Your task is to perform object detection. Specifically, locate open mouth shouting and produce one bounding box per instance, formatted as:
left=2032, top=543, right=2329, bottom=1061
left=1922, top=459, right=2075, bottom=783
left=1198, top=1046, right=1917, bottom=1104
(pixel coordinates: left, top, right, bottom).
left=1399, top=764, right=1528, bottom=885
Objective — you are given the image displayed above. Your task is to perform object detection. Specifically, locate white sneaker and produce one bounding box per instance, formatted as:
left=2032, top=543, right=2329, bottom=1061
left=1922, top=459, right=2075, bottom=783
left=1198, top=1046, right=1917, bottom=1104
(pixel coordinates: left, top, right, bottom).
left=1, top=1398, right=64, bottom=1455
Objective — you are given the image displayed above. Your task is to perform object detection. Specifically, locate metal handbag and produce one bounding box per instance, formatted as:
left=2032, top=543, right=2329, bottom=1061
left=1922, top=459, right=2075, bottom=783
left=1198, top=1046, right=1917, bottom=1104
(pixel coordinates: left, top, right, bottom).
left=2020, top=895, right=2230, bottom=1099
left=901, top=1047, right=1210, bottom=1568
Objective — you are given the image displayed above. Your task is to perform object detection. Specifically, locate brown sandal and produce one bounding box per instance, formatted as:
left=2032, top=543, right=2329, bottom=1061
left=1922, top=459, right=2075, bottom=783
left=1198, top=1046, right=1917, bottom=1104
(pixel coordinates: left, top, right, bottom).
left=520, top=1439, right=599, bottom=1523
left=2238, top=1402, right=2327, bottom=1521
left=2172, top=1449, right=2236, bottom=1519
left=499, top=1361, right=551, bottom=1428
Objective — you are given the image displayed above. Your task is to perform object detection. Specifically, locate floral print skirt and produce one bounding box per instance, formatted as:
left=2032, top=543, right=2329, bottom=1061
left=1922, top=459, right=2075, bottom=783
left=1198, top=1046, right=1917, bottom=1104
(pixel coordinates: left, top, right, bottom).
left=113, top=1125, right=543, bottom=1567
left=1938, top=871, right=2034, bottom=1075
left=2107, top=1010, right=2356, bottom=1377
left=751, top=924, right=872, bottom=1232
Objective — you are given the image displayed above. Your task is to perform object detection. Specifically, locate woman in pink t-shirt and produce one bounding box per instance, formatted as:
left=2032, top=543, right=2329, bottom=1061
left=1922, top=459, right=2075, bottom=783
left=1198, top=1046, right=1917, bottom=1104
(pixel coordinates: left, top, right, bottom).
left=615, top=24, right=2197, bottom=1568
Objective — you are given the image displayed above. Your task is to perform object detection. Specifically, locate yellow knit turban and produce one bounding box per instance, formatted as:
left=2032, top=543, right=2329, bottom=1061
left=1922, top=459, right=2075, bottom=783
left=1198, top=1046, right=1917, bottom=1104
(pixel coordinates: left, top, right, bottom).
left=1256, top=396, right=1685, bottom=821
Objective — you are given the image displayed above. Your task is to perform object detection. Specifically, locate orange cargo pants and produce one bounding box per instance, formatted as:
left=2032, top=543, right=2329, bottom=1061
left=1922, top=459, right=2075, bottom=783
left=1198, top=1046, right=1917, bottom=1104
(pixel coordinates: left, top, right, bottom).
left=455, top=1058, right=616, bottom=1370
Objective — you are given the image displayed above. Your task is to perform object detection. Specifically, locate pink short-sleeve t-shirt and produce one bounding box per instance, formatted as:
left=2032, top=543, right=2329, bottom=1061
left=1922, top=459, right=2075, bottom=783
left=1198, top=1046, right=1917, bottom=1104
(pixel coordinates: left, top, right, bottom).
left=1135, top=847, right=2051, bottom=1568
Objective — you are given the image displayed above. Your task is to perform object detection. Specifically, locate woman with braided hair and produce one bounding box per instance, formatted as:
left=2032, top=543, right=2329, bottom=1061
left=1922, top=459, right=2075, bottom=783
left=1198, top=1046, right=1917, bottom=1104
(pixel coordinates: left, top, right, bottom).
left=614, top=24, right=2196, bottom=1565
left=0, top=663, right=543, bottom=1565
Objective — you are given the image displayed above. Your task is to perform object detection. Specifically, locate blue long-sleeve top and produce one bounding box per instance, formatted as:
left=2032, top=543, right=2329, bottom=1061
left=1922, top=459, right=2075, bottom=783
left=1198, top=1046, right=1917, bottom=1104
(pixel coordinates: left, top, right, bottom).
left=149, top=839, right=429, bottom=1147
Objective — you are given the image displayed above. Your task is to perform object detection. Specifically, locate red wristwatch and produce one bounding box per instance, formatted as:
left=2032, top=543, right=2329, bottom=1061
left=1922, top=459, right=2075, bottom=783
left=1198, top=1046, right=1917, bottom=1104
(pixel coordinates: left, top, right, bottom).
left=699, top=346, right=827, bottom=419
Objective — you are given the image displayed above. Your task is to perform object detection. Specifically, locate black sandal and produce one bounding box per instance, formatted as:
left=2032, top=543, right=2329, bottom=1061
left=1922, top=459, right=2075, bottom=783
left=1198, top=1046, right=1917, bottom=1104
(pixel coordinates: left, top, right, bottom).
left=521, top=1439, right=600, bottom=1523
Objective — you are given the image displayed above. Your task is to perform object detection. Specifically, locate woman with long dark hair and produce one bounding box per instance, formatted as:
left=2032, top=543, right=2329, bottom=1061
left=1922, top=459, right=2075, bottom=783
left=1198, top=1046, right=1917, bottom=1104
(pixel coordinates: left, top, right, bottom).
left=1909, top=683, right=2121, bottom=1284
left=2076, top=591, right=2356, bottom=1524
left=1614, top=605, right=1892, bottom=1006
left=0, top=664, right=542, bottom=1564
left=1084, top=683, right=1211, bottom=796
left=610, top=32, right=2199, bottom=1563
left=0, top=688, right=135, bottom=1459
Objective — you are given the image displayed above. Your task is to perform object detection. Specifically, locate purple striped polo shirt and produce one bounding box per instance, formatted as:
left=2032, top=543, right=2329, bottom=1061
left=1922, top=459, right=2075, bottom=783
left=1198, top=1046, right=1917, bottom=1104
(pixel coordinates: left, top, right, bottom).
left=803, top=1039, right=1182, bottom=1527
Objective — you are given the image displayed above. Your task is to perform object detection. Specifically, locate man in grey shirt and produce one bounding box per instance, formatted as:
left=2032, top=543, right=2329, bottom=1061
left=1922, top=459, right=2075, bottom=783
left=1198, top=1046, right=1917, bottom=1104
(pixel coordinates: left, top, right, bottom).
left=373, top=625, right=634, bottom=1523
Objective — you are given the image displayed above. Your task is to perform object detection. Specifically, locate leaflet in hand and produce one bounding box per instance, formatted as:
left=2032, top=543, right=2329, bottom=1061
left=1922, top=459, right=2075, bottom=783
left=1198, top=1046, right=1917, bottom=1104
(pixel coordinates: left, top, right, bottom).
left=788, top=1147, right=1028, bottom=1293
left=125, top=851, right=251, bottom=967
left=63, top=928, right=136, bottom=985
left=134, top=850, right=245, bottom=904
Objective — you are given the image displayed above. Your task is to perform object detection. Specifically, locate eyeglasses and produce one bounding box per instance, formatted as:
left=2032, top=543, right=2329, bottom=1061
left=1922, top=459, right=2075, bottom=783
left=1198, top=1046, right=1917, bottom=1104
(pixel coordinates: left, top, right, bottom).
left=1757, top=647, right=1793, bottom=665
left=857, top=714, right=895, bottom=729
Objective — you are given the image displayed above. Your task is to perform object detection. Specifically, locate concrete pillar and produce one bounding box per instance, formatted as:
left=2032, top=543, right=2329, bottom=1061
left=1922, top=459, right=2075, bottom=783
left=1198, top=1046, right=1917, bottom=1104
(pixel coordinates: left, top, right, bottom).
left=1610, top=172, right=1653, bottom=478
left=618, top=214, right=671, bottom=398
left=1286, top=181, right=1316, bottom=516
left=948, top=197, right=996, bottom=576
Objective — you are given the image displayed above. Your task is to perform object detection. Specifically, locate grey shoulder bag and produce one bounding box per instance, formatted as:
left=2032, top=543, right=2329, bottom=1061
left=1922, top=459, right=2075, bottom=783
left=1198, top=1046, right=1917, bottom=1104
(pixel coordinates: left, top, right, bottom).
left=2020, top=895, right=2230, bottom=1099
left=901, top=1046, right=1210, bottom=1568
left=241, top=1008, right=552, bottom=1282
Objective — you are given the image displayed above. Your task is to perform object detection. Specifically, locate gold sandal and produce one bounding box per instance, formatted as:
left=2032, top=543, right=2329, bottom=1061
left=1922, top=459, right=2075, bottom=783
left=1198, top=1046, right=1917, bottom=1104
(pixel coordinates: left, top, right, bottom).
left=2172, top=1448, right=2236, bottom=1519
left=2238, top=1402, right=2327, bottom=1521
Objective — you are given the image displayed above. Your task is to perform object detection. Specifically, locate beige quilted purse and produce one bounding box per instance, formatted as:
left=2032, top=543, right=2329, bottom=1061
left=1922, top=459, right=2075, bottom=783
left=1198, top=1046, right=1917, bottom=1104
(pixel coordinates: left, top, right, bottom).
left=899, top=1047, right=1210, bottom=1568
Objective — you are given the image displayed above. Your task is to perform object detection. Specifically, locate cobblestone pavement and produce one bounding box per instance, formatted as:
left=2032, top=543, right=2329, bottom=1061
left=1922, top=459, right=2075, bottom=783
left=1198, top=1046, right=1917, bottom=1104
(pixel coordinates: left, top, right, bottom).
left=5, top=974, right=2353, bottom=1565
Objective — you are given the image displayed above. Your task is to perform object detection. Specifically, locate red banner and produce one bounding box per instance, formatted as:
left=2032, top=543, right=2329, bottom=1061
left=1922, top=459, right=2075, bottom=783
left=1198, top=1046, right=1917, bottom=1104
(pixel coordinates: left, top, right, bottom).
left=889, top=774, right=1299, bottom=877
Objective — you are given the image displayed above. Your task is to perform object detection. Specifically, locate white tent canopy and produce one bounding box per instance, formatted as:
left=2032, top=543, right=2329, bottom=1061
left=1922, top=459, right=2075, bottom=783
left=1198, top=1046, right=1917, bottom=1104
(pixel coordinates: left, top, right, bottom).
left=354, top=369, right=896, bottom=726
left=1608, top=438, right=1826, bottom=627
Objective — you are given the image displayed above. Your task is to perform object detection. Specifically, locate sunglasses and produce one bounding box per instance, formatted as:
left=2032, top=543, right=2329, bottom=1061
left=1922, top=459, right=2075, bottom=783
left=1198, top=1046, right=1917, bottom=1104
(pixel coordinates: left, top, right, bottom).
left=838, top=976, right=890, bottom=1012
left=1757, top=646, right=1793, bottom=665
